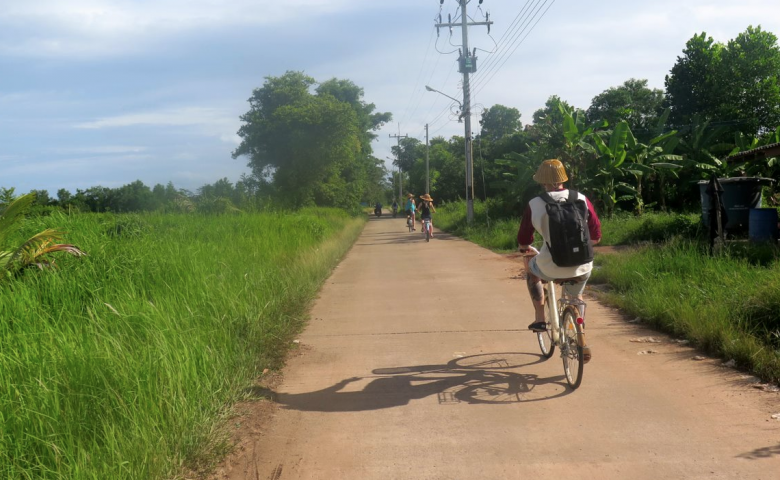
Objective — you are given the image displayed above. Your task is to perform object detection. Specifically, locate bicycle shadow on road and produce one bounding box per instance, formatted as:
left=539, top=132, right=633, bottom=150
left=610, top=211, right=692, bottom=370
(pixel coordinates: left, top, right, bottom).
left=273, top=352, right=572, bottom=413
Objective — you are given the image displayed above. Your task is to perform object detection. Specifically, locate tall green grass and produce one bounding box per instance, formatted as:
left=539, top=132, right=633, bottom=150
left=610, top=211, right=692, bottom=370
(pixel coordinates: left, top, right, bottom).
left=592, top=240, right=780, bottom=383
left=435, top=200, right=521, bottom=251
left=436, top=200, right=702, bottom=249
left=0, top=208, right=364, bottom=479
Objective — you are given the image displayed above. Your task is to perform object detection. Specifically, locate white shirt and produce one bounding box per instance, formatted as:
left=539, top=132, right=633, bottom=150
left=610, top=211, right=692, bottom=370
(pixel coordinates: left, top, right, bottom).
left=528, top=190, right=593, bottom=279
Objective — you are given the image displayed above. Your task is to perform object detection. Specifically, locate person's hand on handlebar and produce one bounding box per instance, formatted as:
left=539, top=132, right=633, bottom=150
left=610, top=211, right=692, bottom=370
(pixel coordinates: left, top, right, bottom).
left=517, top=245, right=539, bottom=256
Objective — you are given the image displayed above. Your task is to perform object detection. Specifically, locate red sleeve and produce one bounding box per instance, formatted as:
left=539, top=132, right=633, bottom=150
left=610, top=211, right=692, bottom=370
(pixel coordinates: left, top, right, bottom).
left=517, top=204, right=535, bottom=245
left=586, top=197, right=602, bottom=241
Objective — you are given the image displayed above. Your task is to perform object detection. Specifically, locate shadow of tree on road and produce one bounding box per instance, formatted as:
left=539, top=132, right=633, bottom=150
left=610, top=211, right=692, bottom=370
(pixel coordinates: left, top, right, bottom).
left=267, top=352, right=572, bottom=412
left=356, top=231, right=461, bottom=246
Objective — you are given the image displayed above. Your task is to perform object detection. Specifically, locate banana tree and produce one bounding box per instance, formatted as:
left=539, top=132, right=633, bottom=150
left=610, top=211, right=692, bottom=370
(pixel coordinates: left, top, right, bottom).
left=589, top=120, right=632, bottom=216
left=625, top=127, right=684, bottom=213
left=0, top=193, right=86, bottom=282
left=559, top=103, right=602, bottom=189
left=496, top=149, right=543, bottom=212
left=589, top=120, right=683, bottom=215
left=677, top=117, right=736, bottom=178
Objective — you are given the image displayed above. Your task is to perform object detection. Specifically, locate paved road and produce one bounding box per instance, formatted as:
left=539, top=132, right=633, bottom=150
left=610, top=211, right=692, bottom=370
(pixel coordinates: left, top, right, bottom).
left=215, top=215, right=780, bottom=480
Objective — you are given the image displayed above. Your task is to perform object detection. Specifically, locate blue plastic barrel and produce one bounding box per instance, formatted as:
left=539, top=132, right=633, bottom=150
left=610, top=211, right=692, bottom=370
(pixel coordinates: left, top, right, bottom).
left=748, top=208, right=778, bottom=243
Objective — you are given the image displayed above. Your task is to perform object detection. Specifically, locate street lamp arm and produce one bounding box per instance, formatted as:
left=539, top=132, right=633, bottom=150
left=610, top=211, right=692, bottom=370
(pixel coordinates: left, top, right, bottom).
left=425, top=85, right=463, bottom=109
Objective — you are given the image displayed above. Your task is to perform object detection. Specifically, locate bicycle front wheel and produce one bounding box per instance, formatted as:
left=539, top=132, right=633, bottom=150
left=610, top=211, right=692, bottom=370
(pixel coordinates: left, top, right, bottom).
left=561, top=305, right=584, bottom=389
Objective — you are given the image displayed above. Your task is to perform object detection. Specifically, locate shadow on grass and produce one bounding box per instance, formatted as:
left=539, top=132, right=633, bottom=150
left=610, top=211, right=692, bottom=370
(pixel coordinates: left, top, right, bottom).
left=250, top=352, right=572, bottom=412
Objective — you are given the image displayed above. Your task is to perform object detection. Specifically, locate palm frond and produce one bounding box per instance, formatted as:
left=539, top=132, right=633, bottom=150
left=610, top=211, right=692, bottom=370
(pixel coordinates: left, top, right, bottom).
left=0, top=193, right=35, bottom=246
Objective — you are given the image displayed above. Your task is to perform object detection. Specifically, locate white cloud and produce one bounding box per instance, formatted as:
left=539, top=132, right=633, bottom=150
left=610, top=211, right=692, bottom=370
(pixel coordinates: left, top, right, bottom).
left=0, top=0, right=369, bottom=57
left=74, top=106, right=234, bottom=129
left=220, top=134, right=242, bottom=145
left=0, top=154, right=153, bottom=176
left=50, top=145, right=148, bottom=155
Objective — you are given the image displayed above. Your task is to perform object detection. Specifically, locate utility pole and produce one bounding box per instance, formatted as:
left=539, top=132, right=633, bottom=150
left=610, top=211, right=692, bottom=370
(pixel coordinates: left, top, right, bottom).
left=389, top=125, right=408, bottom=203
left=435, top=0, right=492, bottom=224
left=425, top=123, right=430, bottom=194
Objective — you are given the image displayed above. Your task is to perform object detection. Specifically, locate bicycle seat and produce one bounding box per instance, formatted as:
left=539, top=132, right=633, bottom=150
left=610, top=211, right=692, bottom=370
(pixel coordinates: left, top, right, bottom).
left=554, top=276, right=587, bottom=285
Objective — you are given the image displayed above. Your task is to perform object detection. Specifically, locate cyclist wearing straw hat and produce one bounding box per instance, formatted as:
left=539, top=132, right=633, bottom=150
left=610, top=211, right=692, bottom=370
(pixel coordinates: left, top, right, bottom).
left=418, top=193, right=436, bottom=237
left=517, top=159, right=602, bottom=337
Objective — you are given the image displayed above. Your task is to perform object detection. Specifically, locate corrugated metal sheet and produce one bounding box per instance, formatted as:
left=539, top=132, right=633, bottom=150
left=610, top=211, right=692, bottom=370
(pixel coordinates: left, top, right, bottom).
left=726, top=142, right=780, bottom=161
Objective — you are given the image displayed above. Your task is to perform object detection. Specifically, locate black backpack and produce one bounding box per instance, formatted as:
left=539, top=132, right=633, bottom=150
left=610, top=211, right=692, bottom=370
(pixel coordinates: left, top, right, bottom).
left=540, top=190, right=593, bottom=267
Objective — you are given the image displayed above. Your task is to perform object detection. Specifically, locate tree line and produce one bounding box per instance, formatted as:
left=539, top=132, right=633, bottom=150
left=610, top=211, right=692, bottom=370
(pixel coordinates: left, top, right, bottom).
left=395, top=26, right=780, bottom=218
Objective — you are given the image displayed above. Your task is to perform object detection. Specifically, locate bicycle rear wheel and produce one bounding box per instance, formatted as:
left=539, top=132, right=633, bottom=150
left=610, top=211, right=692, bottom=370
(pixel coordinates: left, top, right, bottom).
left=425, top=223, right=430, bottom=242
left=561, top=305, right=584, bottom=389
left=536, top=301, right=555, bottom=359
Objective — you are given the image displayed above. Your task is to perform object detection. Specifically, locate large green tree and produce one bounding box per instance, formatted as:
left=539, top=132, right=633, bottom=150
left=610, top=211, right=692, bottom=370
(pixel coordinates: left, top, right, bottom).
left=232, top=71, right=364, bottom=207
left=665, top=27, right=780, bottom=136
left=718, top=26, right=780, bottom=135
left=586, top=78, right=664, bottom=139
left=664, top=32, right=723, bottom=129
left=479, top=104, right=522, bottom=144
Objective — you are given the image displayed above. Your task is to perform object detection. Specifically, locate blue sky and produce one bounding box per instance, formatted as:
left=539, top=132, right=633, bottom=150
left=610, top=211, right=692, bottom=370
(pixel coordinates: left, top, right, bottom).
left=2, top=0, right=780, bottom=196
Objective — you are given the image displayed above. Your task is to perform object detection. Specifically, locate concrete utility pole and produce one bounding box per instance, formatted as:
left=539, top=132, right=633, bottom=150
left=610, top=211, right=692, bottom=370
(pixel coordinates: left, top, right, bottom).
left=389, top=125, right=408, bottom=203
left=425, top=123, right=430, bottom=194
left=435, top=0, right=492, bottom=224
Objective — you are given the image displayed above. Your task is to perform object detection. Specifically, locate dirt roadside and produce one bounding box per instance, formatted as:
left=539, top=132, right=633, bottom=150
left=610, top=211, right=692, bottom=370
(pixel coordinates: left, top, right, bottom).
left=209, top=216, right=780, bottom=480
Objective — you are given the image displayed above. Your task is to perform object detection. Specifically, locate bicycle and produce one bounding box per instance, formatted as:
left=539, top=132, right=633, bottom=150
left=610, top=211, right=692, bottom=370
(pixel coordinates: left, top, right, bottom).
left=523, top=247, right=587, bottom=389
left=406, top=213, right=413, bottom=232
left=422, top=218, right=432, bottom=242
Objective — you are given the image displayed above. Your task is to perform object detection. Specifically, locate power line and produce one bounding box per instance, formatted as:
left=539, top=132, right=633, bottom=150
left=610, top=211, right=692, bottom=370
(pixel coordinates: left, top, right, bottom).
left=470, top=0, right=539, bottom=89
left=472, top=0, right=555, bottom=99
left=399, top=26, right=437, bottom=127
left=470, top=0, right=551, bottom=96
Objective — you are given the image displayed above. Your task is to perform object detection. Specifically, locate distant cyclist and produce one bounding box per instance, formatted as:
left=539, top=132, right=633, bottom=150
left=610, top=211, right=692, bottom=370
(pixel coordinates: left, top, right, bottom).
left=517, top=159, right=601, bottom=344
left=405, top=193, right=417, bottom=231
left=418, top=193, right=436, bottom=237
left=391, top=200, right=399, bottom=217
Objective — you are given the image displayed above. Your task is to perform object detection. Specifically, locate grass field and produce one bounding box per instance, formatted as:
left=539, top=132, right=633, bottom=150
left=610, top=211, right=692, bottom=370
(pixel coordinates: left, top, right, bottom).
left=0, top=208, right=364, bottom=479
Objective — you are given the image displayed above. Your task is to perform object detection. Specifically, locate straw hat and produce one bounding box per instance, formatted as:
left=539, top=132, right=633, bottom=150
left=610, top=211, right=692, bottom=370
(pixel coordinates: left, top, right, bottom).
left=407, top=193, right=415, bottom=198
left=420, top=194, right=433, bottom=202
left=533, top=159, right=568, bottom=184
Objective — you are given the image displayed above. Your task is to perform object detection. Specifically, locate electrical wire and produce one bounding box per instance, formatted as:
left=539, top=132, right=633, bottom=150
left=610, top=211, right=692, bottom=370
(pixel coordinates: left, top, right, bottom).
left=472, top=0, right=555, bottom=99
left=470, top=0, right=549, bottom=96
left=405, top=50, right=443, bottom=126
left=399, top=26, right=437, bottom=127
left=472, top=0, right=535, bottom=76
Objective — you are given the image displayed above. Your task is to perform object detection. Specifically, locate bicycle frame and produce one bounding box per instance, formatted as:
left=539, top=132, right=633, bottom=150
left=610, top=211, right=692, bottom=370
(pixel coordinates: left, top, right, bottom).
left=544, top=281, right=585, bottom=344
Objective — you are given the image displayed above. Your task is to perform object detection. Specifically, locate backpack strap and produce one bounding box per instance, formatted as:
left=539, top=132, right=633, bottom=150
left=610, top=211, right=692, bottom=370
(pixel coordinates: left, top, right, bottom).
left=567, top=189, right=579, bottom=203
left=539, top=192, right=556, bottom=205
